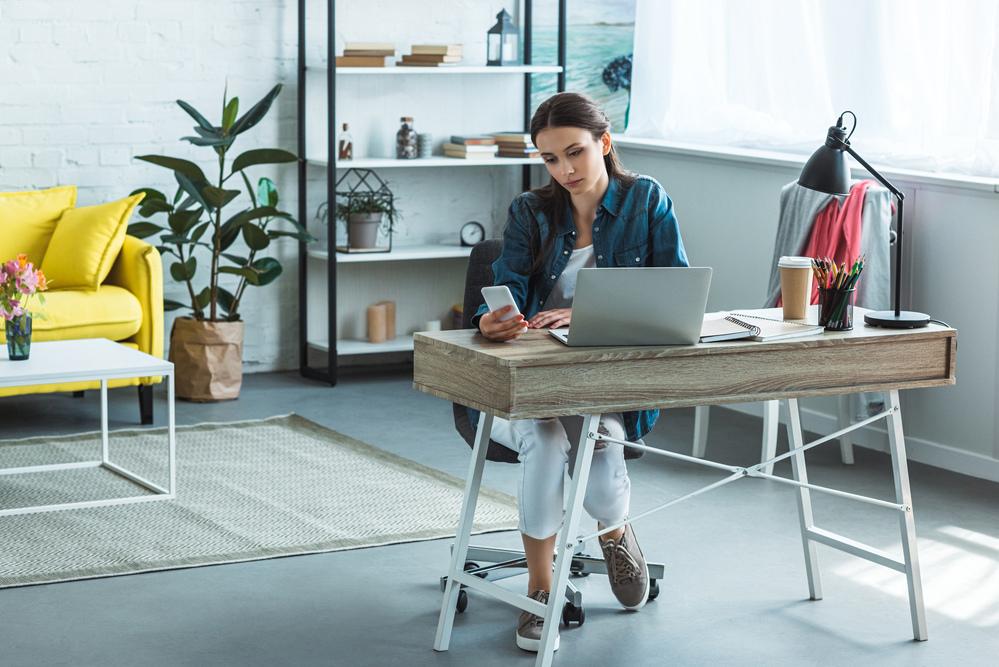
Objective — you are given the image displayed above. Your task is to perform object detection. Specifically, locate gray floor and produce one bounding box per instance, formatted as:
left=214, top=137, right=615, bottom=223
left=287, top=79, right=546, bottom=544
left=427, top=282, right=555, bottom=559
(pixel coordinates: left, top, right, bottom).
left=1, top=370, right=997, bottom=666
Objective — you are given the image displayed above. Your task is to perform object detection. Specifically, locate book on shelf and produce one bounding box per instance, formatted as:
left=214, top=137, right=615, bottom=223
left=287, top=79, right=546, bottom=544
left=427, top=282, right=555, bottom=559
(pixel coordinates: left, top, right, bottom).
left=442, top=142, right=498, bottom=154
left=498, top=150, right=541, bottom=158
left=725, top=312, right=824, bottom=341
left=411, top=44, right=463, bottom=56
left=336, top=55, right=391, bottom=67
left=444, top=150, right=498, bottom=160
left=345, top=41, right=395, bottom=51
left=491, top=131, right=532, bottom=143
left=396, top=60, right=461, bottom=67
left=343, top=48, right=396, bottom=57
left=401, top=54, right=462, bottom=63
left=449, top=135, right=497, bottom=145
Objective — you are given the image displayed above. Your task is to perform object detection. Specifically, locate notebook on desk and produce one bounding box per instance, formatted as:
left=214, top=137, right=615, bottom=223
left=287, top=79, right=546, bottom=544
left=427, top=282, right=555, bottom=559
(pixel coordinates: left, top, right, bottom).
left=724, top=312, right=823, bottom=341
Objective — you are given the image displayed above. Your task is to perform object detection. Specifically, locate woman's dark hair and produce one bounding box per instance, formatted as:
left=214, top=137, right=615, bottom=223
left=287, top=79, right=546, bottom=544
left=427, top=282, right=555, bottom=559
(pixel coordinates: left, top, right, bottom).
left=524, top=92, right=635, bottom=275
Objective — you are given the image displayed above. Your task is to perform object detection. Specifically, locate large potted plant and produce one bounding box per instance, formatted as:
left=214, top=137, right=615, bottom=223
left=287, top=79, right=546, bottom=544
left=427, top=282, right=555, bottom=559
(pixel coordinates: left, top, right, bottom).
left=128, top=84, right=311, bottom=401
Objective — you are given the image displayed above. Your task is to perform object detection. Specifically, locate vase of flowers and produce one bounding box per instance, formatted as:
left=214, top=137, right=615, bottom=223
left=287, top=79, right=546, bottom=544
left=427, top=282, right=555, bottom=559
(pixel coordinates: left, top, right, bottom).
left=1, top=254, right=48, bottom=361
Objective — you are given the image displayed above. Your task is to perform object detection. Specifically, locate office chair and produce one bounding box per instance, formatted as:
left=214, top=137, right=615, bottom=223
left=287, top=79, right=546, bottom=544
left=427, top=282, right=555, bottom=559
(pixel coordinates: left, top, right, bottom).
left=440, top=239, right=664, bottom=626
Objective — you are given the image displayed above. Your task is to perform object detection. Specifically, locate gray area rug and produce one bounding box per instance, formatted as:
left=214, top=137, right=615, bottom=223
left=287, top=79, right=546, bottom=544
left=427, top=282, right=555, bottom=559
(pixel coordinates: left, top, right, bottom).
left=0, top=414, right=518, bottom=588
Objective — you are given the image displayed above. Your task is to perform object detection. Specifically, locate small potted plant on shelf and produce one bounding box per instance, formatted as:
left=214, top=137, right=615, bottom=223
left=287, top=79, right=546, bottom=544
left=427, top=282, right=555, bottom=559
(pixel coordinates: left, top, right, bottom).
left=0, top=254, right=48, bottom=361
left=336, top=191, right=397, bottom=249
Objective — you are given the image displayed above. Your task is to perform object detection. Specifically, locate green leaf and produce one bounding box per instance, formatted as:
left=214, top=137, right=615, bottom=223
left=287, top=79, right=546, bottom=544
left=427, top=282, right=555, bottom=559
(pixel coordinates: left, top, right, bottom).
left=130, top=187, right=167, bottom=203
left=222, top=253, right=248, bottom=266
left=217, top=286, right=236, bottom=315
left=203, top=186, right=241, bottom=208
left=138, top=198, right=174, bottom=218
left=222, top=97, right=239, bottom=132
left=195, top=286, right=211, bottom=310
left=155, top=245, right=178, bottom=258
left=160, top=233, right=191, bottom=245
left=257, top=176, right=279, bottom=208
left=176, top=99, right=214, bottom=132
left=230, top=149, right=296, bottom=175
left=136, top=155, right=208, bottom=184
left=229, top=84, right=282, bottom=136
left=251, top=257, right=283, bottom=286
left=189, top=221, right=211, bottom=244
left=241, top=223, right=270, bottom=250
left=193, top=126, right=223, bottom=139
left=164, top=298, right=189, bottom=312
left=168, top=209, right=201, bottom=234
left=219, top=266, right=259, bottom=285
left=127, top=221, right=165, bottom=239
left=181, top=135, right=233, bottom=148
left=169, top=260, right=191, bottom=282
left=175, top=172, right=211, bottom=211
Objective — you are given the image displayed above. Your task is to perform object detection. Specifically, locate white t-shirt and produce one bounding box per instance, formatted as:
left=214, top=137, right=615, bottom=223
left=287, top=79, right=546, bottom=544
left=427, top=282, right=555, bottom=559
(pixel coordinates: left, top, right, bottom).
left=546, top=244, right=595, bottom=310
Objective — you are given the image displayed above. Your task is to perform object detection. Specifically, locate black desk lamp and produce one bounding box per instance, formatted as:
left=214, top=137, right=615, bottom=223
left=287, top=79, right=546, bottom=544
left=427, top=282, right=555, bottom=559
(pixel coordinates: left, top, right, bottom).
left=798, top=111, right=930, bottom=328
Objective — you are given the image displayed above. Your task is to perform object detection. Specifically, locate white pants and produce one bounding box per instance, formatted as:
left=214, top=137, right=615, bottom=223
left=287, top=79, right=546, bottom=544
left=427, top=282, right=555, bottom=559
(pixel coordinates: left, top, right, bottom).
left=484, top=412, right=631, bottom=540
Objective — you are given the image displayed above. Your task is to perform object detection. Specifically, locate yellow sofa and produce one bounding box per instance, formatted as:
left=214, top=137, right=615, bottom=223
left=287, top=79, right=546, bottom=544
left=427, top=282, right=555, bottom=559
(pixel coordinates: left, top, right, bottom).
left=0, top=186, right=163, bottom=424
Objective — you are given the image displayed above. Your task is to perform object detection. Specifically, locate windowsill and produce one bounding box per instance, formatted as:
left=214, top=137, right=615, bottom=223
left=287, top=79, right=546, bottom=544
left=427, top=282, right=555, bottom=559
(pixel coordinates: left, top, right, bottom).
left=613, top=135, right=999, bottom=194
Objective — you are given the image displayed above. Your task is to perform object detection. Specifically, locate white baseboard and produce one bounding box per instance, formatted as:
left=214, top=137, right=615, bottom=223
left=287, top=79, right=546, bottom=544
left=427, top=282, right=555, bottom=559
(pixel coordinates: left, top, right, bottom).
left=718, top=403, right=999, bottom=485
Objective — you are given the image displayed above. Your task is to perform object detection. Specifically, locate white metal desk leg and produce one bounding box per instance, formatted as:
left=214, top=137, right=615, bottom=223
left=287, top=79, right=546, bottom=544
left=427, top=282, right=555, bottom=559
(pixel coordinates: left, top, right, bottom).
left=836, top=395, right=856, bottom=465
left=100, top=379, right=109, bottom=464
left=885, top=390, right=928, bottom=641
left=692, top=405, right=709, bottom=458
left=434, top=411, right=494, bottom=652
left=760, top=400, right=779, bottom=475
left=785, top=398, right=823, bottom=600
left=535, top=413, right=601, bottom=667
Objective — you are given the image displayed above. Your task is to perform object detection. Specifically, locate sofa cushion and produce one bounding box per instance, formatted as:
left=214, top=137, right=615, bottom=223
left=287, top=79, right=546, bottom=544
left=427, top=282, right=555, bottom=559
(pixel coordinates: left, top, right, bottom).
left=0, top=185, right=77, bottom=267
left=41, top=192, right=145, bottom=289
left=0, top=286, right=143, bottom=344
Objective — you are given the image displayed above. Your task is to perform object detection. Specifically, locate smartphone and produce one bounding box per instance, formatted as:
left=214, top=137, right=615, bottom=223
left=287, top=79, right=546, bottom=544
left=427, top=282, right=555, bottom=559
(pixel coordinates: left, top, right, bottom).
left=481, top=285, right=522, bottom=322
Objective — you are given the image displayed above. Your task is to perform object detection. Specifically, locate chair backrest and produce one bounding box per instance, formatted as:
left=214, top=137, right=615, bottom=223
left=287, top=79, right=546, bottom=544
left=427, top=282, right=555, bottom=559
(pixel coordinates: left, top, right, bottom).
left=451, top=239, right=644, bottom=462
left=452, top=240, right=520, bottom=463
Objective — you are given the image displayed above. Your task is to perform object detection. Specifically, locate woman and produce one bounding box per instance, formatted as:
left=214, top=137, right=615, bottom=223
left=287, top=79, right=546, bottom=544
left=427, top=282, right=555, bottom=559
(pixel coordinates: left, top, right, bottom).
left=472, top=92, right=689, bottom=652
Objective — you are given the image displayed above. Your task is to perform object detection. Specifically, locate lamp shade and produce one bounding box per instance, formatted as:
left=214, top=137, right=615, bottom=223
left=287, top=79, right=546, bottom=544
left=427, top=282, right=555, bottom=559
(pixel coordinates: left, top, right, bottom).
left=797, top=124, right=851, bottom=195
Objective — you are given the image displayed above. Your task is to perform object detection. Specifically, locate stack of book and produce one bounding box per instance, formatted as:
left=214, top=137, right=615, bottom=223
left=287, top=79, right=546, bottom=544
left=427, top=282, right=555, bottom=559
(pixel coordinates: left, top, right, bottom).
left=443, top=135, right=498, bottom=159
left=336, top=42, right=395, bottom=67
left=492, top=132, right=540, bottom=158
left=398, top=44, right=463, bottom=67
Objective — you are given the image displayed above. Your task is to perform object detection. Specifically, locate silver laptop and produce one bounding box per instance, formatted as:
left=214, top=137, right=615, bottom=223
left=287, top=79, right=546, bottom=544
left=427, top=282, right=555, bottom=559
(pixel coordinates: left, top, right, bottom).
left=549, top=267, right=712, bottom=346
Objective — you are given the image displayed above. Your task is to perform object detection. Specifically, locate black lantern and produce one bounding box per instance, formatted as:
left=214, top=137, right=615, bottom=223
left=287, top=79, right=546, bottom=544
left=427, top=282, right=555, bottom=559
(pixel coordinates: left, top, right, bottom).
left=486, top=8, right=519, bottom=66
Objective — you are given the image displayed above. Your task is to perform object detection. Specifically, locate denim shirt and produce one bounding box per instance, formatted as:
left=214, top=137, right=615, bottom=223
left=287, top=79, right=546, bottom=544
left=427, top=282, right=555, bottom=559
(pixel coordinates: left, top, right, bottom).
left=472, top=175, right=690, bottom=442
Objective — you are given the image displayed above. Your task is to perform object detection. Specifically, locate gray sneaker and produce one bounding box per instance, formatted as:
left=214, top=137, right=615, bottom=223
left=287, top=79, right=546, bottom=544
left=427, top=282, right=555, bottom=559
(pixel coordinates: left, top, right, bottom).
left=599, top=523, right=649, bottom=610
left=516, top=589, right=560, bottom=652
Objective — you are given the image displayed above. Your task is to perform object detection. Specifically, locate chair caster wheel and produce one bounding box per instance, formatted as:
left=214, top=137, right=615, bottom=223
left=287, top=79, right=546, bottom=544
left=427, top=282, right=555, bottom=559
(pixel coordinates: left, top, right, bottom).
left=456, top=588, right=468, bottom=613
left=648, top=579, right=660, bottom=601
left=561, top=602, right=585, bottom=627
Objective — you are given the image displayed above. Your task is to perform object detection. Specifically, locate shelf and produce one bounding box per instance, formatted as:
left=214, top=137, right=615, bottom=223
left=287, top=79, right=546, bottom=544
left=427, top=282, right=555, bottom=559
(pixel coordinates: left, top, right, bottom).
left=308, top=244, right=473, bottom=263
left=307, top=156, right=542, bottom=169
left=316, top=65, right=562, bottom=75
left=308, top=336, right=414, bottom=355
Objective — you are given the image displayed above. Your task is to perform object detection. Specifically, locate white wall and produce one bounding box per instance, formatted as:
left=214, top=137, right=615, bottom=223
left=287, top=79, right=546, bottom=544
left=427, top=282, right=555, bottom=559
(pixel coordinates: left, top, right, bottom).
left=0, top=0, right=301, bottom=371
left=618, top=144, right=999, bottom=482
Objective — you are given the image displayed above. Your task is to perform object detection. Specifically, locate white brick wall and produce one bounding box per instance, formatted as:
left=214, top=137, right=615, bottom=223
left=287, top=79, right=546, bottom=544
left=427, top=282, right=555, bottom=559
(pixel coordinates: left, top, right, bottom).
left=1, top=0, right=531, bottom=373
left=0, top=0, right=300, bottom=371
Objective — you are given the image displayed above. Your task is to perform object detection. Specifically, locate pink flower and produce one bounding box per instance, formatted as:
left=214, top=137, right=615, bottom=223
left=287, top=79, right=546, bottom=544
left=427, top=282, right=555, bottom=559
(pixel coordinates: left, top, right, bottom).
left=18, top=269, right=37, bottom=294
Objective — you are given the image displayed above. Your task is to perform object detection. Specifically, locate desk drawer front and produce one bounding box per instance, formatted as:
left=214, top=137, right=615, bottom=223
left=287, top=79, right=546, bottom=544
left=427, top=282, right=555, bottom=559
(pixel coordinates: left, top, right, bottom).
left=509, top=336, right=955, bottom=418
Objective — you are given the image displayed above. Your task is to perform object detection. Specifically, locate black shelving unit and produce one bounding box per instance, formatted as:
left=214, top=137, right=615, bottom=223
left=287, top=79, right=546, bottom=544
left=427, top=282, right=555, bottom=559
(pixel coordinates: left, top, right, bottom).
left=297, top=0, right=567, bottom=385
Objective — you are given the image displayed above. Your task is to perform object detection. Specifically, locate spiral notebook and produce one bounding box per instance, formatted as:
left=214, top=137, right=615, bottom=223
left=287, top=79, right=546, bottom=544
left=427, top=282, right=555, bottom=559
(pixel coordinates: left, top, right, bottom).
left=700, top=312, right=823, bottom=342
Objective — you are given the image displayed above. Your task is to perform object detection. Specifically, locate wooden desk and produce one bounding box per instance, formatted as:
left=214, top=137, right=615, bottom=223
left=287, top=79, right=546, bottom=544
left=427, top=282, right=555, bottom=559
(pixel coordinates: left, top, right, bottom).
left=416, top=307, right=956, bottom=666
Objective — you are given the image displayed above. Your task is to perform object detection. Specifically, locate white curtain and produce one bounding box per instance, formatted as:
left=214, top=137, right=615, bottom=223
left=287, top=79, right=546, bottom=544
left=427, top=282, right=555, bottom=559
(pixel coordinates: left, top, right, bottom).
left=628, top=0, right=999, bottom=178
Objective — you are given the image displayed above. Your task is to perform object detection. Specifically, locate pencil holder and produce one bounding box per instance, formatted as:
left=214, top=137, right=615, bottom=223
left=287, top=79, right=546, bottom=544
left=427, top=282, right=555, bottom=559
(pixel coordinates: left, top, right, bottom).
left=818, top=287, right=855, bottom=331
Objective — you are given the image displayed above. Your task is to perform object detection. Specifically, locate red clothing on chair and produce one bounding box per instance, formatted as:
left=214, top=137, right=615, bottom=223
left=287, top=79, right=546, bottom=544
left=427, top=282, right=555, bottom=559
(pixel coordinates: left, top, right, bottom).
left=777, top=180, right=871, bottom=307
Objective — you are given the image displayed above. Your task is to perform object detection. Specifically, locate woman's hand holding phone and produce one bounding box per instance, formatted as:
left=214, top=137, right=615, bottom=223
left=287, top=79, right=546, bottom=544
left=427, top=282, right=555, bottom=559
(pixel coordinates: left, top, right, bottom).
left=480, top=286, right=528, bottom=342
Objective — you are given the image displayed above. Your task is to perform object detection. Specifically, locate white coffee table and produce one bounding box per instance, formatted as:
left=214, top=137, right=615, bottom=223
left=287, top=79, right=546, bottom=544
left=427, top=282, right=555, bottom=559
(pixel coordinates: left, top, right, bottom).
left=0, top=338, right=175, bottom=516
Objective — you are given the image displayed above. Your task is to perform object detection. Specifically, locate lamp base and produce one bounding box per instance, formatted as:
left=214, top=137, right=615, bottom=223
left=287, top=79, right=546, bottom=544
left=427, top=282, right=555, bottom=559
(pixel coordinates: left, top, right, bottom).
left=863, top=310, right=931, bottom=329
